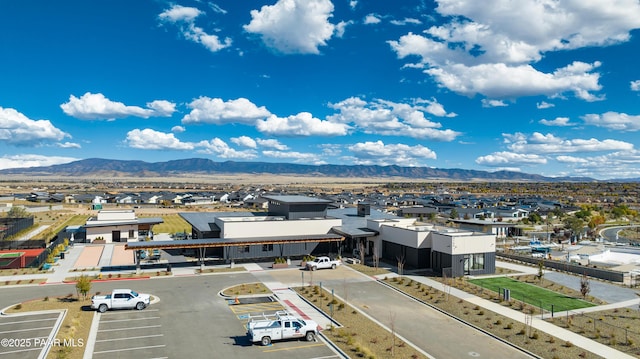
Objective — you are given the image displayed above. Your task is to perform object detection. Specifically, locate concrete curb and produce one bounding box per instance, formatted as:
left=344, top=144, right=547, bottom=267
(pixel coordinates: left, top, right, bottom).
left=83, top=311, right=100, bottom=359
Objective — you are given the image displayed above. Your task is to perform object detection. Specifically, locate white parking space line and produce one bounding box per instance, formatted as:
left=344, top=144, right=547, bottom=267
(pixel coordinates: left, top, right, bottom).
left=0, top=326, right=53, bottom=334
left=95, top=334, right=163, bottom=343
left=100, top=309, right=159, bottom=316
left=0, top=318, right=57, bottom=326
left=98, top=317, right=160, bottom=323
left=92, top=344, right=166, bottom=355
left=0, top=347, right=42, bottom=355
left=98, top=324, right=161, bottom=332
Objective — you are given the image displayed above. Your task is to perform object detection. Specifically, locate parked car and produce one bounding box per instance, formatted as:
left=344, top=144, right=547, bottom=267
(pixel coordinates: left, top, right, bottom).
left=305, top=256, right=341, bottom=271
left=247, top=311, right=318, bottom=346
left=91, top=289, right=150, bottom=313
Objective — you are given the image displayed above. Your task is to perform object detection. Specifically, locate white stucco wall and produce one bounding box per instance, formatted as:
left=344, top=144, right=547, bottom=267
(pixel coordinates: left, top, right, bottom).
left=86, top=224, right=139, bottom=243
left=431, top=231, right=495, bottom=255
left=96, top=210, right=136, bottom=221
left=216, top=217, right=342, bottom=238
left=377, top=224, right=432, bottom=249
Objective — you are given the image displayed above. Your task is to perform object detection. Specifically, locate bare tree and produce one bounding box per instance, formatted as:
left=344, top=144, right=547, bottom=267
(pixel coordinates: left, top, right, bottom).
left=580, top=274, right=591, bottom=299
left=359, top=241, right=365, bottom=264
left=372, top=242, right=379, bottom=269
left=442, top=271, right=451, bottom=301
left=396, top=255, right=405, bottom=277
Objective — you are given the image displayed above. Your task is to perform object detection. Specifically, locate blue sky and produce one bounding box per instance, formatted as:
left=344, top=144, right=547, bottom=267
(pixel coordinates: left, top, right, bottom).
left=1, top=0, right=640, bottom=180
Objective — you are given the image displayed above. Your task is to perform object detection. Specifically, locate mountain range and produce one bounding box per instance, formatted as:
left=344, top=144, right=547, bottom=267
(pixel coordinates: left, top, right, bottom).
left=0, top=158, right=604, bottom=182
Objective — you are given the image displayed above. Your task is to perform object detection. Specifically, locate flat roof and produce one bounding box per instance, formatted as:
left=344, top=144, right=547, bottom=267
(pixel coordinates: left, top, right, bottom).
left=180, top=212, right=257, bottom=232
left=262, top=195, right=332, bottom=204
left=83, top=217, right=163, bottom=228
left=125, top=233, right=344, bottom=250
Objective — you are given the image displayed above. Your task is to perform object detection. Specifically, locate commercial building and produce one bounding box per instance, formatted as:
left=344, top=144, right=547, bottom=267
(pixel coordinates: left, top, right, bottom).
left=84, top=210, right=163, bottom=243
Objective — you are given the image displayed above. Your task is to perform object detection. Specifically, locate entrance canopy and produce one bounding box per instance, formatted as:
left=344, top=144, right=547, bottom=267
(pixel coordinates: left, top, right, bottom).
left=125, top=233, right=344, bottom=250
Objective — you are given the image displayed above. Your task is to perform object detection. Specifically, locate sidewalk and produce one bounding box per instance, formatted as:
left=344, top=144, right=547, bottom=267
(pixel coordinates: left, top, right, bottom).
left=381, top=262, right=640, bottom=359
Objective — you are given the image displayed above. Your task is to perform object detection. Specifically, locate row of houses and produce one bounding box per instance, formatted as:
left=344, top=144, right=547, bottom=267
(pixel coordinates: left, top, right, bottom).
left=18, top=189, right=579, bottom=217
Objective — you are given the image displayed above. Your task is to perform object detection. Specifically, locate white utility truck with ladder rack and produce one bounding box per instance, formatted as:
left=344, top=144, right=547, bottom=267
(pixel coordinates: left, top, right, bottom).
left=246, top=311, right=318, bottom=346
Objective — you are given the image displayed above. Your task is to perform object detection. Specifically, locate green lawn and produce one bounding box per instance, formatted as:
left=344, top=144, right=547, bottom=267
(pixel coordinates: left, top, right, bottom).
left=139, top=214, right=191, bottom=235
left=469, top=277, right=596, bottom=312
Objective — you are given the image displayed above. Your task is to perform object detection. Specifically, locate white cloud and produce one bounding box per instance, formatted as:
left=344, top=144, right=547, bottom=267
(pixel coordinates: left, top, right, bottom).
left=475, top=151, right=547, bottom=167
left=184, top=23, right=232, bottom=52
left=390, top=18, right=421, bottom=26
left=159, top=5, right=232, bottom=53
left=536, top=101, right=555, bottom=109
left=0, top=154, right=79, bottom=170
left=631, top=80, right=640, bottom=92
left=0, top=107, right=68, bottom=145
left=429, top=0, right=640, bottom=65
left=256, top=138, right=289, bottom=150
left=262, top=150, right=323, bottom=164
left=555, top=150, right=640, bottom=179
left=328, top=97, right=459, bottom=141
left=244, top=0, right=335, bottom=54
left=171, top=126, right=186, bottom=133
left=256, top=112, right=349, bottom=136
left=182, top=97, right=271, bottom=125
left=364, top=14, right=381, bottom=25
left=556, top=155, right=589, bottom=164
left=125, top=129, right=194, bottom=150
left=158, top=5, right=202, bottom=23
left=539, top=117, right=573, bottom=127
left=349, top=1, right=358, bottom=10
left=334, top=20, right=351, bottom=38
left=320, top=143, right=341, bottom=156
left=481, top=99, right=508, bottom=108
left=582, top=112, right=640, bottom=131
left=388, top=0, right=640, bottom=101
left=196, top=138, right=258, bottom=159
left=504, top=132, right=634, bottom=154
left=347, top=140, right=436, bottom=166
left=231, top=136, right=257, bottom=149
left=146, top=100, right=177, bottom=117
left=208, top=3, right=227, bottom=14
left=57, top=142, right=81, bottom=149
left=61, top=93, right=175, bottom=120
left=421, top=61, right=603, bottom=101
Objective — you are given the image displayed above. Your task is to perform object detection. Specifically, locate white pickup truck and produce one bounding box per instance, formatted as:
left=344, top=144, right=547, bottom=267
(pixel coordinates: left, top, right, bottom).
left=247, top=311, right=318, bottom=346
left=91, top=289, right=151, bottom=313
left=305, top=256, right=341, bottom=271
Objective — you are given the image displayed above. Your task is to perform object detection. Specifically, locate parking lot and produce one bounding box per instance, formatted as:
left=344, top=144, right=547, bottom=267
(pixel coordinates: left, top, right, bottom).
left=0, top=311, right=63, bottom=359
left=91, top=308, right=166, bottom=358
left=227, top=295, right=340, bottom=359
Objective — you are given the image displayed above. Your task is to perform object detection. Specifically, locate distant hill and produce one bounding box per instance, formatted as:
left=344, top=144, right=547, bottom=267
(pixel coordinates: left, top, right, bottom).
left=0, top=158, right=595, bottom=182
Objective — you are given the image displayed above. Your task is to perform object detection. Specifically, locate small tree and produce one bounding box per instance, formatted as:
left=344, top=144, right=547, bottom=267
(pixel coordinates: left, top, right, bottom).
left=76, top=275, right=92, bottom=300
left=580, top=274, right=590, bottom=299
left=6, top=206, right=32, bottom=218
left=536, top=260, right=544, bottom=283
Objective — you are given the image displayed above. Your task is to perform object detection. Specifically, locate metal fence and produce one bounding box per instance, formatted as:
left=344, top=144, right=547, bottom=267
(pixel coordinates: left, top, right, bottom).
left=27, top=235, right=67, bottom=268
left=498, top=252, right=624, bottom=282
left=0, top=217, right=34, bottom=240
left=551, top=310, right=640, bottom=351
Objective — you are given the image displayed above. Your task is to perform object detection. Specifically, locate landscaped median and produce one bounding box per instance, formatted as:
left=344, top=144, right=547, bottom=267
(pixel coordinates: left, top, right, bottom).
left=294, top=285, right=429, bottom=359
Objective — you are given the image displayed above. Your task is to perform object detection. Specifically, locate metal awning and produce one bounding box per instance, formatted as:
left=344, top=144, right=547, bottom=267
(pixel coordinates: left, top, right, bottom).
left=125, top=233, right=344, bottom=250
